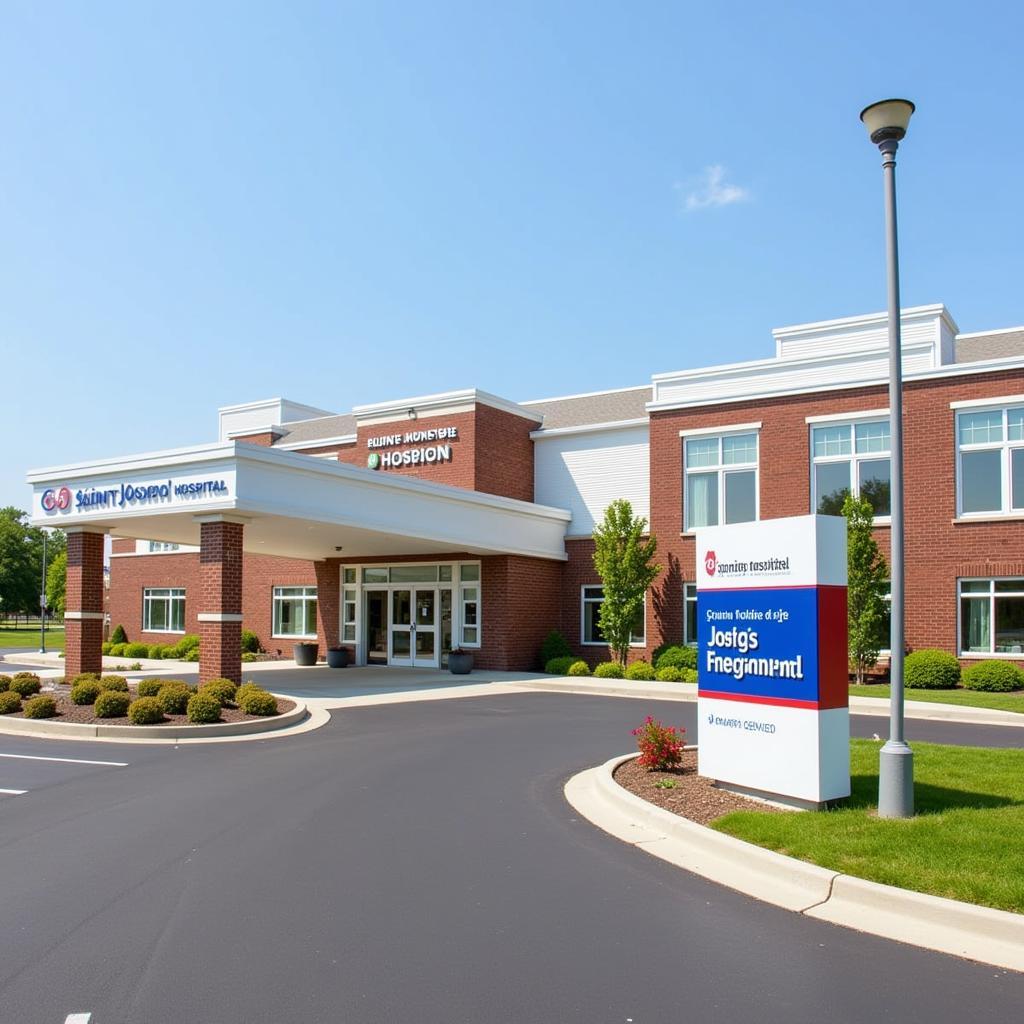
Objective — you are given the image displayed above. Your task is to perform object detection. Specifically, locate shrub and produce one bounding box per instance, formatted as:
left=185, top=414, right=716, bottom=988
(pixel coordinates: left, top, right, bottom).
left=171, top=634, right=201, bottom=659
left=108, top=643, right=127, bottom=657
left=137, top=678, right=164, bottom=698
left=187, top=691, right=222, bottom=723
left=147, top=644, right=164, bottom=660
left=544, top=656, right=577, bottom=675
left=594, top=661, right=624, bottom=679
left=123, top=642, right=149, bottom=658
left=240, top=630, right=262, bottom=654
left=654, top=645, right=698, bottom=671
left=236, top=688, right=278, bottom=716
left=157, top=681, right=193, bottom=714
left=682, top=668, right=698, bottom=683
left=235, top=681, right=261, bottom=702
left=656, top=666, right=684, bottom=682
left=0, top=691, right=23, bottom=714
left=72, top=672, right=100, bottom=686
left=632, top=715, right=686, bottom=770
left=99, top=675, right=129, bottom=692
left=200, top=678, right=238, bottom=706
left=110, top=624, right=127, bottom=644
left=904, top=649, right=961, bottom=690
left=567, top=660, right=591, bottom=677
left=0, top=674, right=11, bottom=692
left=540, top=630, right=572, bottom=666
left=94, top=690, right=130, bottom=718
left=183, top=648, right=200, bottom=663
left=962, top=660, right=1024, bottom=693
left=10, top=674, right=42, bottom=697
left=24, top=695, right=57, bottom=719
left=101, top=642, right=113, bottom=655
left=241, top=652, right=259, bottom=663
left=71, top=681, right=103, bottom=705
left=128, top=697, right=166, bottom=725
left=625, top=660, right=656, bottom=681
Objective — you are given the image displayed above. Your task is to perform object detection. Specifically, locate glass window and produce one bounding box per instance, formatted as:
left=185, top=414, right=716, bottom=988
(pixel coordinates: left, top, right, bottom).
left=581, top=585, right=645, bottom=645
left=460, top=563, right=480, bottom=582
left=143, top=588, right=185, bottom=633
left=957, top=406, right=1024, bottom=517
left=439, top=565, right=453, bottom=582
left=460, top=585, right=480, bottom=646
left=342, top=588, right=357, bottom=643
left=148, top=541, right=180, bottom=553
left=811, top=419, right=891, bottom=516
left=389, top=565, right=439, bottom=584
left=684, top=432, right=758, bottom=530
left=272, top=585, right=318, bottom=637
left=362, top=568, right=388, bottom=584
left=683, top=583, right=698, bottom=647
left=959, top=579, right=1024, bottom=655
left=343, top=568, right=356, bottom=584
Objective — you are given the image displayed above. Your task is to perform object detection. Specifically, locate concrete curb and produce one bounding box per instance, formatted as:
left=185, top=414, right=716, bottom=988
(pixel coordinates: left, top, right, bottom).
left=0, top=699, right=310, bottom=744
left=565, top=753, right=1024, bottom=972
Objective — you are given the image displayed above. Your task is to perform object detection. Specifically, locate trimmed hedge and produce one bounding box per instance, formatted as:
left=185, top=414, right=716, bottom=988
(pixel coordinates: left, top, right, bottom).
left=110, top=624, right=127, bottom=644
left=240, top=630, right=261, bottom=654
left=171, top=634, right=200, bottom=659
left=182, top=648, right=200, bottom=663
left=94, top=690, right=131, bottom=718
left=241, top=652, right=259, bottom=663
left=567, top=660, right=591, bottom=677
left=653, top=645, right=698, bottom=671
left=72, top=672, right=100, bottom=686
left=200, top=679, right=238, bottom=707
left=99, top=675, right=129, bottom=692
left=904, top=649, right=961, bottom=690
left=187, top=691, right=222, bottom=723
left=0, top=674, right=11, bottom=692
left=71, top=681, right=103, bottom=705
left=594, top=661, right=624, bottom=679
left=236, top=688, right=278, bottom=716
left=0, top=691, right=23, bottom=714
left=545, top=656, right=577, bottom=675
left=962, top=660, right=1024, bottom=693
left=128, top=697, right=166, bottom=725
left=540, top=630, right=572, bottom=666
left=24, top=695, right=57, bottom=719
left=124, top=642, right=149, bottom=658
left=108, top=643, right=127, bottom=657
left=157, top=681, right=193, bottom=715
left=625, top=660, right=656, bottom=681
left=10, top=674, right=42, bottom=697
left=137, top=678, right=164, bottom=698
left=101, top=642, right=113, bottom=655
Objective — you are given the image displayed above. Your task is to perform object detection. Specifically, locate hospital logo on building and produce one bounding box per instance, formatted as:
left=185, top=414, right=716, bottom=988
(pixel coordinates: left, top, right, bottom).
left=704, top=550, right=717, bottom=576
left=41, top=486, right=72, bottom=513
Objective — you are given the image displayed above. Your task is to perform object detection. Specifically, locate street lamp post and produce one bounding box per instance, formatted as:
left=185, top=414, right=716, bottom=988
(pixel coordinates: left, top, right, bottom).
left=39, top=529, right=48, bottom=655
left=860, top=98, right=915, bottom=819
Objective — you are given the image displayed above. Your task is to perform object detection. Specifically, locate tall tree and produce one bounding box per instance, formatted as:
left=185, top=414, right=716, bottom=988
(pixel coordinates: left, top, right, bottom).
left=592, top=499, right=662, bottom=666
left=0, top=509, right=65, bottom=621
left=842, top=493, right=889, bottom=684
left=46, top=548, right=67, bottom=616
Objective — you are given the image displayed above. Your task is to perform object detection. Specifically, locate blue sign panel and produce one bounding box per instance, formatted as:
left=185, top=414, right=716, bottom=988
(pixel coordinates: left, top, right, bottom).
left=697, top=587, right=820, bottom=706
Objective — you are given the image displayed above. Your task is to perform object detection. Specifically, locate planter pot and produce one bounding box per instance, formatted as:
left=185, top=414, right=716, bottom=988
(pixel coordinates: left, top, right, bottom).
left=448, top=652, right=474, bottom=675
left=293, top=642, right=319, bottom=667
left=326, top=648, right=349, bottom=669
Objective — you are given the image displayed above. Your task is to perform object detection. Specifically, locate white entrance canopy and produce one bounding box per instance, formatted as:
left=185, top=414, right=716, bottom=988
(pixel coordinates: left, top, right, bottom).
left=27, top=442, right=571, bottom=561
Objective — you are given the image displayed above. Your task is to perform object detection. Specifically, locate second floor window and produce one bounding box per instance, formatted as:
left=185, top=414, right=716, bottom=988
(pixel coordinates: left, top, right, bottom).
left=957, top=407, right=1024, bottom=517
left=811, top=420, right=891, bottom=517
left=684, top=432, right=758, bottom=530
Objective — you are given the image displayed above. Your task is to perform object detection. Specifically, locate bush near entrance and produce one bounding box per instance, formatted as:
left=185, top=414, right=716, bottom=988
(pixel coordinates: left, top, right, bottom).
left=157, top=681, right=194, bottom=715
left=962, top=660, right=1024, bottom=692
left=567, top=660, right=590, bottom=677
left=0, top=691, right=23, bottom=714
left=236, top=687, right=278, bottom=716
left=904, top=649, right=961, bottom=689
left=137, top=679, right=163, bottom=697
left=10, top=673, right=41, bottom=697
left=94, top=691, right=130, bottom=718
left=186, top=691, right=222, bottom=723
left=128, top=697, right=165, bottom=725
left=632, top=715, right=685, bottom=770
left=594, top=662, right=624, bottom=679
left=625, top=660, right=656, bottom=681
left=23, top=695, right=56, bottom=719
left=99, top=675, right=129, bottom=692
left=540, top=630, right=572, bottom=667
left=71, top=681, right=103, bottom=705
left=545, top=656, right=577, bottom=675
left=110, top=624, right=127, bottom=645
left=0, top=674, right=11, bottom=692
left=653, top=645, right=697, bottom=672
left=200, top=679, right=238, bottom=706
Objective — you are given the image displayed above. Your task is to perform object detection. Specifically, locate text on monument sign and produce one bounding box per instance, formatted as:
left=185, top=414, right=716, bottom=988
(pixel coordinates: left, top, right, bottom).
left=366, top=426, right=459, bottom=470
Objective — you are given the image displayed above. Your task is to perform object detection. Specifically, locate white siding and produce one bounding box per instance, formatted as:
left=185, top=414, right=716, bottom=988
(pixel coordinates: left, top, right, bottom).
left=534, top=425, right=650, bottom=537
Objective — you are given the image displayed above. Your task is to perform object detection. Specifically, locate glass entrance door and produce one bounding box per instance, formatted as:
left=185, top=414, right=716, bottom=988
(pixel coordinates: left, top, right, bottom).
left=365, top=590, right=388, bottom=665
left=390, top=589, right=438, bottom=667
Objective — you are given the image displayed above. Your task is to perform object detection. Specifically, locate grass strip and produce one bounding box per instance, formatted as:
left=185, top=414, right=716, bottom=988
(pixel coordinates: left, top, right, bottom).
left=0, top=627, right=65, bottom=651
left=712, top=739, right=1024, bottom=913
left=849, top=684, right=1024, bottom=714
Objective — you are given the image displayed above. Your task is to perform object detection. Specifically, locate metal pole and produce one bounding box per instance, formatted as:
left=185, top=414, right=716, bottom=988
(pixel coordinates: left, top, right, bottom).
left=39, top=530, right=47, bottom=655
left=876, top=136, right=914, bottom=818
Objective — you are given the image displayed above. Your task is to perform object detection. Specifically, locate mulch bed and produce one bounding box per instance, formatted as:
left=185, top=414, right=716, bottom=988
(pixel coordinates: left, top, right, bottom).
left=613, top=750, right=786, bottom=826
left=7, top=683, right=295, bottom=727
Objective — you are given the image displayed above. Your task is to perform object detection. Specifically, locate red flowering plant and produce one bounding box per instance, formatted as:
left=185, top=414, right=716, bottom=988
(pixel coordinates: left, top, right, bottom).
left=632, top=715, right=685, bottom=770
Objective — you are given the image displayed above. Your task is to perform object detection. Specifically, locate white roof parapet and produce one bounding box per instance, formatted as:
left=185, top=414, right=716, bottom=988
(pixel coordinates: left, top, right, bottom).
left=352, top=388, right=544, bottom=426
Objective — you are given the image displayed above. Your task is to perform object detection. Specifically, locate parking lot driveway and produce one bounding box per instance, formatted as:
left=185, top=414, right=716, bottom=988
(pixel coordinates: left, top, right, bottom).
left=0, top=736, right=139, bottom=800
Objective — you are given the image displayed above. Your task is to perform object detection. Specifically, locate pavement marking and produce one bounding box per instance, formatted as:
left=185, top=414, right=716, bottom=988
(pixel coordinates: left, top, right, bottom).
left=0, top=788, right=28, bottom=795
left=65, top=1014, right=91, bottom=1024
left=0, top=753, right=129, bottom=767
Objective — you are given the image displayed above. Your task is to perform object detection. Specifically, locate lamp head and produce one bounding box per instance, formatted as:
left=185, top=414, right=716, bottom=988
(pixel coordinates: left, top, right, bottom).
left=860, top=98, right=915, bottom=144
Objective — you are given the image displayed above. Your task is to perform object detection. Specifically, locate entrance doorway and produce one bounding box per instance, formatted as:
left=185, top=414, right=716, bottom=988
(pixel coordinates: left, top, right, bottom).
left=390, top=588, right=439, bottom=668
left=365, top=590, right=388, bottom=665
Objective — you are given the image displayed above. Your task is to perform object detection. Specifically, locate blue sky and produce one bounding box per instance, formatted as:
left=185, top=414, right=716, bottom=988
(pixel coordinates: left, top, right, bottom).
left=3, top=1, right=1023, bottom=510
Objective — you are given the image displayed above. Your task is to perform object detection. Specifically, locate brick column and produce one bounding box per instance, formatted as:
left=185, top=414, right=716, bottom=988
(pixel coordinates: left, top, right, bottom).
left=65, top=529, right=106, bottom=679
left=197, top=518, right=244, bottom=684
left=313, top=558, right=342, bottom=657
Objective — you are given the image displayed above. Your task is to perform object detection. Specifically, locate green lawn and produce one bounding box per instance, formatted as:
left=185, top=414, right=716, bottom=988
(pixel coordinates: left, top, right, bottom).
left=849, top=683, right=1024, bottom=714
left=713, top=739, right=1024, bottom=913
left=0, top=627, right=65, bottom=651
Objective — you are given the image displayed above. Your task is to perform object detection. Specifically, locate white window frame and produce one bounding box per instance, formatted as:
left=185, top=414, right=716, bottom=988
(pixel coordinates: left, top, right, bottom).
left=955, top=405, right=1024, bottom=519
left=681, top=426, right=760, bottom=533
left=580, top=584, right=646, bottom=647
left=957, top=577, right=1024, bottom=658
left=272, top=585, right=318, bottom=639
left=148, top=541, right=181, bottom=553
left=683, top=583, right=698, bottom=647
left=808, top=417, right=892, bottom=522
left=142, top=587, right=186, bottom=634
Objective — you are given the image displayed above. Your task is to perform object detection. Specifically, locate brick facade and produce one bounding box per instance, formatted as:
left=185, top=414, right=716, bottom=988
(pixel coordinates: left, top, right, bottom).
left=65, top=530, right=106, bottom=678
left=197, top=520, right=244, bottom=684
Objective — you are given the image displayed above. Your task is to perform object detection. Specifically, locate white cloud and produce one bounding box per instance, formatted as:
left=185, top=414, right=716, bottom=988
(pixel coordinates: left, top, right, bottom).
left=676, top=165, right=751, bottom=211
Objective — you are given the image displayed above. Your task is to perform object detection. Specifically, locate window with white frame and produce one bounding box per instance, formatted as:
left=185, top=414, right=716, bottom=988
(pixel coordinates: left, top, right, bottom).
left=148, top=541, right=180, bottom=552
left=272, top=586, right=318, bottom=638
left=342, top=587, right=357, bottom=643
left=957, top=407, right=1024, bottom=516
left=459, top=563, right=480, bottom=647
left=683, top=583, right=698, bottom=646
left=142, top=588, right=185, bottom=632
left=684, top=432, right=758, bottom=530
left=959, top=579, right=1024, bottom=655
left=811, top=420, right=891, bottom=516
left=581, top=585, right=645, bottom=646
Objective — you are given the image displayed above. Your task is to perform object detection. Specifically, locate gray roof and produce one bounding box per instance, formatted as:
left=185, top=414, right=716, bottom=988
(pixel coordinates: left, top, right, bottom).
left=521, top=386, right=652, bottom=430
left=955, top=330, right=1024, bottom=364
left=273, top=413, right=357, bottom=447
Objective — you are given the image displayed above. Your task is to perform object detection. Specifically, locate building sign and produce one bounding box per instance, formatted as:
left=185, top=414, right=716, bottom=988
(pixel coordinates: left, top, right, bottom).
left=37, top=475, right=232, bottom=517
left=366, top=426, right=459, bottom=470
left=696, top=515, right=850, bottom=807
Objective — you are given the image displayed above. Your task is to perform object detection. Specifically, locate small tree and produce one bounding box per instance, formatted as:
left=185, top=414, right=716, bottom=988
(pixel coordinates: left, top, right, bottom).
left=842, top=493, right=888, bottom=684
left=46, top=548, right=67, bottom=616
left=592, top=499, right=661, bottom=666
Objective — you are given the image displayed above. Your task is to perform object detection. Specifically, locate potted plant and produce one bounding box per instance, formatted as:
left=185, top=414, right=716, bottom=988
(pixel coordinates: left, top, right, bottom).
left=448, top=648, right=474, bottom=675
left=293, top=642, right=319, bottom=667
left=326, top=646, right=349, bottom=669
